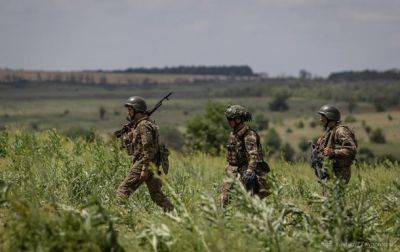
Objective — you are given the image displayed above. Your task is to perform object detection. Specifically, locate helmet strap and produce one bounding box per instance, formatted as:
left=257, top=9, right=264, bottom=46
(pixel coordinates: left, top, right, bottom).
left=325, top=120, right=337, bottom=130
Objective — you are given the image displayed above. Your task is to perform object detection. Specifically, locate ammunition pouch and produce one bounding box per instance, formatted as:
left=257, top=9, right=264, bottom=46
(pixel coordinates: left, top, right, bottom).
left=156, top=144, right=170, bottom=175
left=123, top=139, right=134, bottom=156
left=257, top=161, right=270, bottom=174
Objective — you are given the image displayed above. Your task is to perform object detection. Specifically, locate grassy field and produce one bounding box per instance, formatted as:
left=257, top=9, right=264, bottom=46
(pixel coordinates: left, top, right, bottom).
left=0, top=69, right=257, bottom=85
left=1, top=81, right=399, bottom=160
left=0, top=130, right=399, bottom=251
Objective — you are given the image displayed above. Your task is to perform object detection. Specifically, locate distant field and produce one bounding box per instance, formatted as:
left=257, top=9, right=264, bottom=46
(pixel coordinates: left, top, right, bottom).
left=0, top=69, right=257, bottom=85
left=1, top=80, right=399, bottom=159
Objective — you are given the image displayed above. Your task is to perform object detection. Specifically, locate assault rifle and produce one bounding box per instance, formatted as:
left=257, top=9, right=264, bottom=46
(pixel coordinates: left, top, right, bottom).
left=310, top=142, right=328, bottom=185
left=114, top=92, right=172, bottom=138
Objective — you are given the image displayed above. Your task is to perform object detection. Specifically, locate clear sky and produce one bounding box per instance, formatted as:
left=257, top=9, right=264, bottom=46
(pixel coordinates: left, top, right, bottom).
left=0, top=0, right=399, bottom=76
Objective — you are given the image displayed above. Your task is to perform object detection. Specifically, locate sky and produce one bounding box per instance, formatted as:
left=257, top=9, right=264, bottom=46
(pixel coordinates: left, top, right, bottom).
left=0, top=0, right=399, bottom=77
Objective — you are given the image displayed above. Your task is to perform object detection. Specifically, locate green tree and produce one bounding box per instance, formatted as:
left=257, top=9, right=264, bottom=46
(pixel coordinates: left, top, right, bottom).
left=298, top=138, right=309, bottom=152
left=250, top=113, right=269, bottom=131
left=159, top=126, right=184, bottom=151
left=269, top=91, right=291, bottom=112
left=99, top=106, right=106, bottom=120
left=264, top=128, right=282, bottom=155
left=348, top=99, right=358, bottom=113
left=185, top=102, right=230, bottom=155
left=281, top=143, right=295, bottom=162
left=295, top=120, right=304, bottom=129
left=369, top=128, right=386, bottom=144
left=358, top=147, right=375, bottom=162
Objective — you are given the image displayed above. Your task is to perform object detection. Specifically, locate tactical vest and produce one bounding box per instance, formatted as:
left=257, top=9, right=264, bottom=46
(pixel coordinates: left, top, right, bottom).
left=226, top=126, right=264, bottom=169
left=318, top=124, right=357, bottom=167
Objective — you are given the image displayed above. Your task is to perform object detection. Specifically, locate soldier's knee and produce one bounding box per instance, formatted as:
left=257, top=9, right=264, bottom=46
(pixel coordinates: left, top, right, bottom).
left=116, top=186, right=132, bottom=198
left=220, top=182, right=232, bottom=194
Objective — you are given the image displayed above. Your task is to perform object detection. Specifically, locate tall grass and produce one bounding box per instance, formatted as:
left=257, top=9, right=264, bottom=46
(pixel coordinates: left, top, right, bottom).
left=0, top=129, right=399, bottom=251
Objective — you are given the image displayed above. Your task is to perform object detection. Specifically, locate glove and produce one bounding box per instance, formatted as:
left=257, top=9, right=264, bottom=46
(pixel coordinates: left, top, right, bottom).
left=242, top=170, right=257, bottom=190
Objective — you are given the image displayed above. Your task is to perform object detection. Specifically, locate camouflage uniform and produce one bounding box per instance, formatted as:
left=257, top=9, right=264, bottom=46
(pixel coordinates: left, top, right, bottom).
left=220, top=123, right=269, bottom=206
left=117, top=115, right=173, bottom=211
left=316, top=123, right=357, bottom=184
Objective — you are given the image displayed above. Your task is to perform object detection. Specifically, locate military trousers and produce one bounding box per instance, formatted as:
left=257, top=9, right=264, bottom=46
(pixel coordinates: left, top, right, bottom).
left=333, top=165, right=351, bottom=184
left=117, top=160, right=173, bottom=211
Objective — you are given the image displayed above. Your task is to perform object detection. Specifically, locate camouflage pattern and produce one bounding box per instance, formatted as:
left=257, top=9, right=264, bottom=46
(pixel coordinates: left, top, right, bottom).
left=225, top=105, right=252, bottom=121
left=220, top=124, right=269, bottom=206
left=316, top=124, right=357, bottom=184
left=117, top=115, right=173, bottom=211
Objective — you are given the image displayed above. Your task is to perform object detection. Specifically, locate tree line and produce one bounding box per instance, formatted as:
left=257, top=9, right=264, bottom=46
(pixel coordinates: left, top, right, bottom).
left=328, top=69, right=400, bottom=81
left=112, top=65, right=255, bottom=76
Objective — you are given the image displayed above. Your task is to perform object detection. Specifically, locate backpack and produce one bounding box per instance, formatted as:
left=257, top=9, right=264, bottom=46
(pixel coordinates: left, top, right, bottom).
left=336, top=125, right=358, bottom=148
left=146, top=120, right=170, bottom=175
left=157, top=144, right=170, bottom=175
left=239, top=127, right=271, bottom=174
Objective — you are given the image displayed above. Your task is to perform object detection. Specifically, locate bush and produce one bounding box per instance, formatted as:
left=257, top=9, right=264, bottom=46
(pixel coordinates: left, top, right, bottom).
left=99, top=106, right=106, bottom=120
left=286, top=128, right=292, bottom=134
left=264, top=128, right=282, bottom=155
left=298, top=138, right=309, bottom=152
left=185, top=102, right=230, bottom=155
left=377, top=154, right=398, bottom=163
left=269, top=91, right=290, bottom=112
left=30, top=122, right=39, bottom=131
left=63, top=127, right=96, bottom=142
left=373, top=98, right=389, bottom=112
left=159, top=126, right=184, bottom=151
left=309, top=120, right=317, bottom=128
left=0, top=131, right=7, bottom=158
left=388, top=114, right=393, bottom=121
left=1, top=198, right=122, bottom=251
left=250, top=113, right=269, bottom=131
left=363, top=125, right=372, bottom=135
left=348, top=99, right=358, bottom=113
left=358, top=147, right=375, bottom=162
left=295, top=121, right=304, bottom=129
left=344, top=114, right=357, bottom=123
left=281, top=143, right=295, bottom=162
left=0, top=129, right=399, bottom=251
left=369, top=128, right=386, bottom=144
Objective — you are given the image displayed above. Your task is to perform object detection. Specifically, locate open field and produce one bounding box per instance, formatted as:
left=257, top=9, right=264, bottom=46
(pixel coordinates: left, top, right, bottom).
left=0, top=69, right=257, bottom=85
left=1, top=78, right=400, bottom=251
left=0, top=130, right=399, bottom=251
left=1, top=80, right=399, bottom=159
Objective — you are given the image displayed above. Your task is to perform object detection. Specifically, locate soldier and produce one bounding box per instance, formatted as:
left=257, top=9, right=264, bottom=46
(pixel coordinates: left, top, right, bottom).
left=316, top=104, right=357, bottom=184
left=117, top=96, right=174, bottom=211
left=220, top=105, right=270, bottom=206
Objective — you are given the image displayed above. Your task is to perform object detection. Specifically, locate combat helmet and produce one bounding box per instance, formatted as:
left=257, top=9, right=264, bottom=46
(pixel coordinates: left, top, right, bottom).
left=317, top=104, right=341, bottom=121
left=125, top=96, right=147, bottom=112
left=225, top=105, right=252, bottom=122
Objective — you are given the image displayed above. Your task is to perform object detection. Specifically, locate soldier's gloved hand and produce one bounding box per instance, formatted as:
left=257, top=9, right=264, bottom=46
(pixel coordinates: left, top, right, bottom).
left=323, top=147, right=334, bottom=157
left=242, top=170, right=256, bottom=183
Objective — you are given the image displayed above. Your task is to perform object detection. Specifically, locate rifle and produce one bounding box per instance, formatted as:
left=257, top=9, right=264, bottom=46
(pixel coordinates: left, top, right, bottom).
left=114, top=92, right=172, bottom=138
left=310, top=142, right=328, bottom=185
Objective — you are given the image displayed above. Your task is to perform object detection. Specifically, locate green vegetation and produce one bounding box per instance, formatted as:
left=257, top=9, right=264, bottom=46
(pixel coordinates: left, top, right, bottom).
left=344, top=114, right=357, bottom=123
left=269, top=90, right=291, bottom=112
left=185, top=102, right=229, bottom=155
left=370, top=128, right=386, bottom=144
left=264, top=128, right=282, bottom=155
left=0, top=130, right=399, bottom=251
